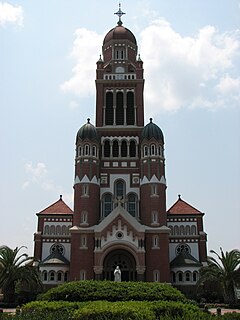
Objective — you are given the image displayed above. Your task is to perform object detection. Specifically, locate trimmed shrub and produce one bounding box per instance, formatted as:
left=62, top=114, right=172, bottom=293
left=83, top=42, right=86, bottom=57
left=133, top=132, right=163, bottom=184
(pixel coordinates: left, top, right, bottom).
left=38, top=280, right=186, bottom=303
left=73, top=301, right=155, bottom=320
left=21, top=301, right=83, bottom=319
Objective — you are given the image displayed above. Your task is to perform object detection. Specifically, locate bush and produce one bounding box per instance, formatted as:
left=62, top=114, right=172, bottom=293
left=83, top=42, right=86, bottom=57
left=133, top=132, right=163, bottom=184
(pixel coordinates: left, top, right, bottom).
left=38, top=280, right=186, bottom=303
left=72, top=301, right=155, bottom=320
left=20, top=301, right=83, bottom=319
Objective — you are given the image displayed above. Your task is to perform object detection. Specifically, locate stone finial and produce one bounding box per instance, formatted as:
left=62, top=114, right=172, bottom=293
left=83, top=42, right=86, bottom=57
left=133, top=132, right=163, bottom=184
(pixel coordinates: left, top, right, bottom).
left=60, top=195, right=62, bottom=201
left=178, top=194, right=181, bottom=200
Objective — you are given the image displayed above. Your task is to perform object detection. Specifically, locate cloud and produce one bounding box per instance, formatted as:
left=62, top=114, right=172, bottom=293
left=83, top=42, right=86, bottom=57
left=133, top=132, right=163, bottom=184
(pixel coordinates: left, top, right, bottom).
left=61, top=19, right=240, bottom=113
left=60, top=28, right=103, bottom=97
left=22, top=162, right=54, bottom=191
left=22, top=162, right=74, bottom=208
left=0, top=2, right=23, bottom=26
left=140, top=19, right=240, bottom=112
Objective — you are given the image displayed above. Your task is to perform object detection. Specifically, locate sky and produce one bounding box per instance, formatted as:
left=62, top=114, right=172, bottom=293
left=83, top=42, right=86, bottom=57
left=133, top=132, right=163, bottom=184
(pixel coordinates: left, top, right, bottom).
left=0, top=0, right=239, bottom=257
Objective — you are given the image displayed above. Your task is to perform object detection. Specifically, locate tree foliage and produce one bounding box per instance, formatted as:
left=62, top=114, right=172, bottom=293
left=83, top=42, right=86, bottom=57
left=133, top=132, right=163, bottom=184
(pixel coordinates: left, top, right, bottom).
left=0, top=246, right=42, bottom=303
left=198, top=248, right=240, bottom=304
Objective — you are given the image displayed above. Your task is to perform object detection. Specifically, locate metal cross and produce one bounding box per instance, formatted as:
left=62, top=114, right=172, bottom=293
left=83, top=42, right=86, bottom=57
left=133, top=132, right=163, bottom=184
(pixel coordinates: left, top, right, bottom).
left=114, top=3, right=126, bottom=25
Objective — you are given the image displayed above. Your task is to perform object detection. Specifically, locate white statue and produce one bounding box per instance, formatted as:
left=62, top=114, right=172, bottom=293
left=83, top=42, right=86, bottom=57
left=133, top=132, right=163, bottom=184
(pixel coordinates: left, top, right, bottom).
left=114, top=266, right=121, bottom=282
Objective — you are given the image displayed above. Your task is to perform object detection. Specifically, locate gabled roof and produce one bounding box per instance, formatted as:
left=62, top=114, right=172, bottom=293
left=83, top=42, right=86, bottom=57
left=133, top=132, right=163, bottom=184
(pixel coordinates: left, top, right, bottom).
left=167, top=195, right=202, bottom=215
left=170, top=250, right=202, bottom=268
left=37, top=195, right=73, bottom=215
left=94, top=204, right=145, bottom=233
left=39, top=251, right=70, bottom=266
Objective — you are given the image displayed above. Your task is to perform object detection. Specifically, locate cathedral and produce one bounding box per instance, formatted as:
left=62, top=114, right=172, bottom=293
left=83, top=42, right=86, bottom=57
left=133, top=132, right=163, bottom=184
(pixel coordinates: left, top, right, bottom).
left=33, top=6, right=207, bottom=294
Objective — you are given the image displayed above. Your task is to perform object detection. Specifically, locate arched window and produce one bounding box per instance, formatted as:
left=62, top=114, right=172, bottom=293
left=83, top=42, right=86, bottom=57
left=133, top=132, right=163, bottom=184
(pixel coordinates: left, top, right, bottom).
left=81, top=211, right=88, bottom=224
left=153, top=235, right=159, bottom=247
left=115, top=180, right=125, bottom=199
left=129, top=140, right=136, bottom=157
left=174, top=225, right=179, bottom=236
left=105, top=92, right=113, bottom=125
left=112, top=140, right=119, bottom=157
left=116, top=91, right=124, bottom=125
left=84, top=144, right=90, bottom=156
left=193, top=271, right=198, bottom=282
left=127, top=193, right=137, bottom=217
left=49, top=271, right=55, bottom=281
left=121, top=140, right=127, bottom=157
left=180, top=225, right=185, bottom=235
left=152, top=211, right=158, bottom=224
left=104, top=140, right=110, bottom=157
left=185, top=271, right=191, bottom=281
left=56, top=225, right=61, bottom=236
left=178, top=272, right=183, bottom=282
left=78, top=146, right=82, bottom=157
left=153, top=270, right=160, bottom=282
left=62, top=225, right=67, bottom=235
left=150, top=144, right=156, bottom=156
left=92, top=145, right=96, bottom=157
left=126, top=91, right=134, bottom=125
left=44, top=225, right=50, bottom=235
left=186, top=225, right=190, bottom=235
left=57, top=271, right=63, bottom=282
left=80, top=270, right=86, bottom=280
left=191, top=225, right=197, bottom=235
left=50, top=225, right=55, bottom=235
left=144, top=145, right=148, bottom=157
left=102, top=193, right=113, bottom=217
left=158, top=146, right=162, bottom=157
left=42, top=270, right=47, bottom=282
left=169, top=225, right=173, bottom=235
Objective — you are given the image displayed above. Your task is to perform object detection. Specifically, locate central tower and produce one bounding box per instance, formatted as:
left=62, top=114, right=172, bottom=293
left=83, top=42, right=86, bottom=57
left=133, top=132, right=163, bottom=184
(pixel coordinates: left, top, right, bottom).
left=70, top=5, right=170, bottom=282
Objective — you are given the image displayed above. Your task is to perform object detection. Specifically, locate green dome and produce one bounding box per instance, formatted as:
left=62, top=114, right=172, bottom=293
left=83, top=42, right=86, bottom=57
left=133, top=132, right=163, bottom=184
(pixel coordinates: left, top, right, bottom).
left=142, top=118, right=164, bottom=142
left=76, top=119, right=98, bottom=142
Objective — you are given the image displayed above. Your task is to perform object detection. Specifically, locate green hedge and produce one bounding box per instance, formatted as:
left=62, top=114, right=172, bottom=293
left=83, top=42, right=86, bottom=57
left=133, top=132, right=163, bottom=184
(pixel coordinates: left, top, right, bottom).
left=72, top=301, right=155, bottom=320
left=38, top=280, right=186, bottom=302
left=1, top=300, right=240, bottom=320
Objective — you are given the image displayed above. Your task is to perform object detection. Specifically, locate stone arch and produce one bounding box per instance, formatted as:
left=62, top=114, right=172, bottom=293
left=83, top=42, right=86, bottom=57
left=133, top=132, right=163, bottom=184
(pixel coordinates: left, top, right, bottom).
left=102, top=248, right=137, bottom=281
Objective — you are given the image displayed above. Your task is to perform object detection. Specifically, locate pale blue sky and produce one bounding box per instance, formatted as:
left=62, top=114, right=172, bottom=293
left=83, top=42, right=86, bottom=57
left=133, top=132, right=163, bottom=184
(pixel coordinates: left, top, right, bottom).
left=0, top=0, right=239, bottom=256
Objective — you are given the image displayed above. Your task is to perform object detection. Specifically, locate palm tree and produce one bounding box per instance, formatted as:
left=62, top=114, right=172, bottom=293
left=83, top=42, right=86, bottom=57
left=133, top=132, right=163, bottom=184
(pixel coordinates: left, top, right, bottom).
left=198, top=248, right=240, bottom=304
left=0, top=246, right=42, bottom=303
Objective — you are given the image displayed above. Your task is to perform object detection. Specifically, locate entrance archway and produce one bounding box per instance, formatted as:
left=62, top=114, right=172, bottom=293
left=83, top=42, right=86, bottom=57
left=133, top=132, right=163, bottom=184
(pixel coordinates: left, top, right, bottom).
left=103, top=249, right=136, bottom=281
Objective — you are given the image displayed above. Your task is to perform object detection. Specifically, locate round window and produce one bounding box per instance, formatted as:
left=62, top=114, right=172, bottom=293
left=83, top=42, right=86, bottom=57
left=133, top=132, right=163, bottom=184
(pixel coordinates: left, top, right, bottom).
left=116, top=232, right=123, bottom=239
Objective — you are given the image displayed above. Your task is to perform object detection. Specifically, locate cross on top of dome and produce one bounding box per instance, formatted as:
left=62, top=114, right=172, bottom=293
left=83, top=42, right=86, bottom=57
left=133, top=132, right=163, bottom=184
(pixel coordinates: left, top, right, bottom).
left=114, top=3, right=126, bottom=26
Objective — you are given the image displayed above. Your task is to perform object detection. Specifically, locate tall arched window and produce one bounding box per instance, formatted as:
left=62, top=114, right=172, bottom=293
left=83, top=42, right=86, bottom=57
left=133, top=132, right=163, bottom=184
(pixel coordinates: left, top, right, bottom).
left=116, top=91, right=124, bottom=125
left=127, top=193, right=137, bottom=216
left=129, top=140, right=136, bottom=157
left=150, top=144, right=156, bottom=156
left=42, top=270, right=47, bottom=282
left=44, top=225, right=50, bottom=235
left=180, top=225, right=185, bottom=235
left=92, top=145, right=96, bottom=157
left=56, top=225, right=61, bottom=235
left=102, top=193, right=113, bottom=217
left=121, top=140, right=127, bottom=157
left=62, top=225, right=67, bottom=235
left=115, top=180, right=125, bottom=198
left=50, top=225, right=55, bottom=235
left=104, top=140, right=110, bottom=157
left=186, top=225, right=190, bottom=235
left=193, top=271, right=198, bottom=282
left=174, top=225, right=179, bottom=236
left=84, top=144, right=90, bottom=156
left=126, top=91, right=134, bottom=125
left=112, top=140, right=119, bottom=157
left=105, top=92, right=113, bottom=125
left=191, top=225, right=197, bottom=235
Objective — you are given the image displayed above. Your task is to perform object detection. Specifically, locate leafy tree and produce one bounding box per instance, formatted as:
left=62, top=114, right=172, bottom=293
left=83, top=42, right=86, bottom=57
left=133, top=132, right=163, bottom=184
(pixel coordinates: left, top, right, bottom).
left=198, top=248, right=240, bottom=304
left=0, top=246, right=42, bottom=303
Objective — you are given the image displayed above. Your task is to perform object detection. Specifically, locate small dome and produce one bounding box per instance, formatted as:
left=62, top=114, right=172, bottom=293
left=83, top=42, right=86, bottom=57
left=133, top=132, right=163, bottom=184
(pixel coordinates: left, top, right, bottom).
left=76, top=119, right=98, bottom=142
left=103, top=25, right=137, bottom=45
left=142, top=118, right=164, bottom=142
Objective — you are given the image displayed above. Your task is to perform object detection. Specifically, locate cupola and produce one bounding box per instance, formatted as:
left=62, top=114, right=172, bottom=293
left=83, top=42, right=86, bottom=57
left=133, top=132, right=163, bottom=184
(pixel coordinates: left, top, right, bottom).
left=76, top=118, right=98, bottom=142
left=142, top=118, right=164, bottom=142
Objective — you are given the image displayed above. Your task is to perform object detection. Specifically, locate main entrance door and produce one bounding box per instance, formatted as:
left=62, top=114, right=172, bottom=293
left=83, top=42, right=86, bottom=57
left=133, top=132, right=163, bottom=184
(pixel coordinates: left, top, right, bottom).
left=103, top=249, right=136, bottom=281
